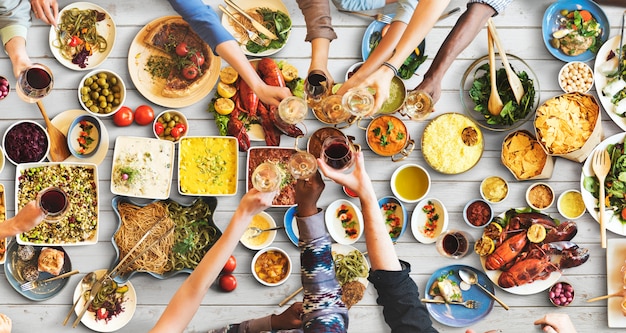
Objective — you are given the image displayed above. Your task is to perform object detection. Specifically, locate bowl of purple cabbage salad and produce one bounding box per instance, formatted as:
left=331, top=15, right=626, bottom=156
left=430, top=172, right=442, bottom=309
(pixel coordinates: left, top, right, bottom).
left=2, top=121, right=50, bottom=165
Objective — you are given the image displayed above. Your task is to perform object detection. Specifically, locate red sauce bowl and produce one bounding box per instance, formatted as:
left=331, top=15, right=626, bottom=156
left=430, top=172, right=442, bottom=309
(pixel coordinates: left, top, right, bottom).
left=463, top=199, right=493, bottom=228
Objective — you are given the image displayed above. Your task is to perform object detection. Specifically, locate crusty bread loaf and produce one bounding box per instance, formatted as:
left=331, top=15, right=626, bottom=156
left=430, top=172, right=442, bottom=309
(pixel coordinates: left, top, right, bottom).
left=38, top=247, right=64, bottom=276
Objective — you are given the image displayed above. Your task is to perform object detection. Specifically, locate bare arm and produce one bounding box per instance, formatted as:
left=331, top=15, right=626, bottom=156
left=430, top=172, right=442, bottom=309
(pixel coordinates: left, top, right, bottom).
left=417, top=2, right=496, bottom=103
left=150, top=190, right=276, bottom=333
left=317, top=152, right=401, bottom=271
left=0, top=201, right=44, bottom=239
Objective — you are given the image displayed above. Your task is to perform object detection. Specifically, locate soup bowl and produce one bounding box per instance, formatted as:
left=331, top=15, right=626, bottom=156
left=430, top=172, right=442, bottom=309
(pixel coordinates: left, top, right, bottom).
left=390, top=164, right=430, bottom=203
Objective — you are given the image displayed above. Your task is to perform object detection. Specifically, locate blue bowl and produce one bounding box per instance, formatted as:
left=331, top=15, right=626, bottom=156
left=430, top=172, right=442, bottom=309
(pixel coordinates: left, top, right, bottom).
left=378, top=196, right=407, bottom=242
left=67, top=114, right=102, bottom=158
left=284, top=205, right=299, bottom=246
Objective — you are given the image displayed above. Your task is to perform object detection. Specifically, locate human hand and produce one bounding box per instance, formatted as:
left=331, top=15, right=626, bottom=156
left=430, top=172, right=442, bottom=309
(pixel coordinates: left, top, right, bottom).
left=30, top=0, right=59, bottom=26
left=415, top=75, right=442, bottom=105
left=356, top=66, right=394, bottom=115
left=255, top=84, right=292, bottom=107
left=534, top=313, right=577, bottom=333
left=295, top=171, right=324, bottom=217
left=0, top=313, right=12, bottom=333
left=238, top=189, right=277, bottom=217
left=271, top=302, right=303, bottom=330
left=11, top=201, right=45, bottom=235
left=317, top=150, right=374, bottom=199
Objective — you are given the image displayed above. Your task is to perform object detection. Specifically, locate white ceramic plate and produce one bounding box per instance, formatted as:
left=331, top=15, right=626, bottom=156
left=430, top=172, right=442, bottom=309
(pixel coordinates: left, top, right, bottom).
left=594, top=35, right=626, bottom=131
left=220, top=0, right=291, bottom=57
left=411, top=198, right=448, bottom=244
left=580, top=132, right=626, bottom=235
left=49, top=2, right=116, bottom=70
left=110, top=136, right=175, bottom=200
left=73, top=269, right=136, bottom=332
left=240, top=211, right=277, bottom=250
left=479, top=209, right=561, bottom=295
left=50, top=109, right=109, bottom=165
left=606, top=238, right=626, bottom=328
left=331, top=243, right=369, bottom=289
left=325, top=199, right=363, bottom=245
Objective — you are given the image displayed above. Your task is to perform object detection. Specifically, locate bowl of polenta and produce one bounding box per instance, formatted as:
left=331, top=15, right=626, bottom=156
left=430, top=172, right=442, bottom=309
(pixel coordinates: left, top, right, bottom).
left=178, top=136, right=238, bottom=196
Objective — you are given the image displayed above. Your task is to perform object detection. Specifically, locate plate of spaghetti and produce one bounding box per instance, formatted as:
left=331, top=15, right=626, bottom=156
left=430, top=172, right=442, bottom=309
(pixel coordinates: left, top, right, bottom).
left=49, top=2, right=116, bottom=70
left=220, top=0, right=292, bottom=57
left=110, top=196, right=221, bottom=282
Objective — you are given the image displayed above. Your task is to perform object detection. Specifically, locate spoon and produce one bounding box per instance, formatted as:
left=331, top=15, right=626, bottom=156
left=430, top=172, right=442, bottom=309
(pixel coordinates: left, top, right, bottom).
left=63, top=272, right=97, bottom=325
left=486, top=19, right=525, bottom=105
left=458, top=268, right=510, bottom=310
left=36, top=100, right=71, bottom=161
left=487, top=28, right=503, bottom=116
left=247, top=226, right=285, bottom=238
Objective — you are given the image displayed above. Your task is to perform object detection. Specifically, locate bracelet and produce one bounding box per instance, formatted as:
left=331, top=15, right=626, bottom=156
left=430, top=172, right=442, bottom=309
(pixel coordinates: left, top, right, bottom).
left=382, top=62, right=398, bottom=77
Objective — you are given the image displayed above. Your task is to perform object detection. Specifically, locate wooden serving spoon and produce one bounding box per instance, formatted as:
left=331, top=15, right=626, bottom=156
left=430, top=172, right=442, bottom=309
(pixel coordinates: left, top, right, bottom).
left=487, top=29, right=503, bottom=116
left=36, top=100, right=70, bottom=161
left=487, top=19, right=525, bottom=105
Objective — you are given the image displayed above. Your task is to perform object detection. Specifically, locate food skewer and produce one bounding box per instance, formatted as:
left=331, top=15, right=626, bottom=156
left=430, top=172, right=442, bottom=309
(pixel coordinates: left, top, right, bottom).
left=587, top=290, right=625, bottom=303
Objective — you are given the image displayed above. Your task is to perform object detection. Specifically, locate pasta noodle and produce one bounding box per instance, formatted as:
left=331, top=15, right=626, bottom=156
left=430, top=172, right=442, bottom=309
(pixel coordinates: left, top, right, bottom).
left=333, top=250, right=368, bottom=285
left=227, top=10, right=265, bottom=43
left=114, top=202, right=174, bottom=275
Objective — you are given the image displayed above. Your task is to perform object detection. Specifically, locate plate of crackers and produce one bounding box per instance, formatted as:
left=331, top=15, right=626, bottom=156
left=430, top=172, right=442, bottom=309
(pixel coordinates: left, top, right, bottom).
left=501, top=130, right=553, bottom=181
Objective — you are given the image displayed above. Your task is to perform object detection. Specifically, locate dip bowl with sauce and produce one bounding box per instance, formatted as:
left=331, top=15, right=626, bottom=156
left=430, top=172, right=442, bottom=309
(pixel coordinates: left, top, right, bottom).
left=526, top=182, right=555, bottom=211
left=364, top=115, right=414, bottom=161
left=67, top=114, right=102, bottom=158
left=463, top=199, right=493, bottom=229
left=390, top=164, right=430, bottom=203
left=251, top=247, right=292, bottom=287
left=240, top=212, right=277, bottom=250
left=557, top=190, right=585, bottom=219
left=480, top=176, right=509, bottom=203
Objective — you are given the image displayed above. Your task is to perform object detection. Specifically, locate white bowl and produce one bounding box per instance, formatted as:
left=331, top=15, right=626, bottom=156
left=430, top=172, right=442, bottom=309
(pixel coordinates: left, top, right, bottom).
left=67, top=114, right=102, bottom=158
left=78, top=69, right=126, bottom=117
left=2, top=120, right=50, bottom=165
left=153, top=110, right=189, bottom=143
left=411, top=198, right=448, bottom=244
left=390, top=164, right=430, bottom=203
left=557, top=189, right=585, bottom=220
left=251, top=246, right=292, bottom=286
left=526, top=182, right=555, bottom=211
left=559, top=61, right=594, bottom=94
left=480, top=176, right=509, bottom=204
left=325, top=199, right=364, bottom=245
left=240, top=212, right=277, bottom=250
left=463, top=198, right=493, bottom=229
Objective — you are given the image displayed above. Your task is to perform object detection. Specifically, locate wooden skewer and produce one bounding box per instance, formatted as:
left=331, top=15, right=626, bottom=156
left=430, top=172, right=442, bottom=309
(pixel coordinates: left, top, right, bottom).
left=587, top=291, right=624, bottom=303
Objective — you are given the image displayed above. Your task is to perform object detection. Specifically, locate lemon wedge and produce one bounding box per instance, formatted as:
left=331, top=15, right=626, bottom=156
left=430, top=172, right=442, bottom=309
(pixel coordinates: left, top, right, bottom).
left=214, top=98, right=235, bottom=115
left=527, top=224, right=547, bottom=243
left=219, top=66, right=239, bottom=85
left=552, top=29, right=571, bottom=39
left=217, top=82, right=237, bottom=99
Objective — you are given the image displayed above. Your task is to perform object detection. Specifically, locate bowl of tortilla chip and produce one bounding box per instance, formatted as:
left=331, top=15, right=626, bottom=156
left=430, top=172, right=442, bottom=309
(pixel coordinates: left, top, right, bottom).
left=501, top=130, right=555, bottom=181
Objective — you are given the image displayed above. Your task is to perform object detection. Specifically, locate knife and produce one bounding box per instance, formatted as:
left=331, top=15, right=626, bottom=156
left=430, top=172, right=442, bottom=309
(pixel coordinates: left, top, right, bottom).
left=224, top=0, right=278, bottom=40
left=72, top=276, right=105, bottom=327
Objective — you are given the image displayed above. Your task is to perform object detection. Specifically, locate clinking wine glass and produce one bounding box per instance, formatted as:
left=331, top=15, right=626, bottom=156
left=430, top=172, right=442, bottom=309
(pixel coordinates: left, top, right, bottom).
left=16, top=63, right=54, bottom=103
left=401, top=89, right=433, bottom=121
left=320, top=94, right=352, bottom=124
left=342, top=87, right=375, bottom=117
left=304, top=71, right=329, bottom=110
left=288, top=150, right=318, bottom=180
left=251, top=161, right=283, bottom=192
left=278, top=96, right=308, bottom=125
left=36, top=186, right=69, bottom=223
left=322, top=135, right=360, bottom=171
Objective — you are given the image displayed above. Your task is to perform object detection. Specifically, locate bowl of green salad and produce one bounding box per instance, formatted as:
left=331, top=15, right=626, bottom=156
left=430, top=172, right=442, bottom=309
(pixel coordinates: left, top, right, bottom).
left=460, top=54, right=540, bottom=132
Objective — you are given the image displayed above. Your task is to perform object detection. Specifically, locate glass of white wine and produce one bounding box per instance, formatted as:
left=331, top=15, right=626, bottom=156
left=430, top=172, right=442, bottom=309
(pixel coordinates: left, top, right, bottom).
left=288, top=150, right=318, bottom=180
left=251, top=161, right=283, bottom=192
left=278, top=96, right=308, bottom=125
left=342, top=87, right=375, bottom=117
left=401, top=89, right=433, bottom=121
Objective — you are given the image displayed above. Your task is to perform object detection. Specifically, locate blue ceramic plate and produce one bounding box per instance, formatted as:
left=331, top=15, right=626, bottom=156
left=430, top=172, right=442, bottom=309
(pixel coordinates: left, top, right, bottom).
left=4, top=241, right=72, bottom=301
left=424, top=265, right=495, bottom=327
left=110, top=195, right=220, bottom=282
left=284, top=205, right=299, bottom=246
left=377, top=196, right=407, bottom=242
left=361, top=16, right=426, bottom=78
left=542, top=0, right=610, bottom=62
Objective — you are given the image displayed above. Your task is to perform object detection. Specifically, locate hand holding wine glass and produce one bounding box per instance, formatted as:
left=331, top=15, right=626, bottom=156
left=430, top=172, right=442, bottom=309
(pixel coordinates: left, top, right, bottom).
left=251, top=161, right=283, bottom=192
left=322, top=136, right=360, bottom=172
left=36, top=187, right=69, bottom=223
left=278, top=96, right=308, bottom=125
left=288, top=150, right=318, bottom=180
left=342, top=87, right=375, bottom=117
left=16, top=63, right=53, bottom=103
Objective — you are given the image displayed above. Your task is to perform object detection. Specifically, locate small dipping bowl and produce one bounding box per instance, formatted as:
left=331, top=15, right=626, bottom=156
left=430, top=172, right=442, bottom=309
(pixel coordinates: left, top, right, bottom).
left=480, top=176, right=509, bottom=203
left=390, top=164, right=431, bottom=203
left=153, top=110, right=189, bottom=143
left=78, top=69, right=126, bottom=117
left=463, top=198, right=493, bottom=229
left=251, top=247, right=292, bottom=287
left=2, top=120, right=49, bottom=165
left=558, top=61, right=594, bottom=94
left=526, top=182, right=555, bottom=211
left=240, top=211, right=276, bottom=250
left=548, top=281, right=574, bottom=307
left=67, top=114, right=102, bottom=158
left=0, top=76, right=10, bottom=100
left=557, top=189, right=585, bottom=219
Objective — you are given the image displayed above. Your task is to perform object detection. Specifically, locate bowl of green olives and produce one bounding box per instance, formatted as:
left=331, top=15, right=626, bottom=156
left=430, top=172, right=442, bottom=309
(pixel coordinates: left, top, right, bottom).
left=153, top=110, right=188, bottom=143
left=78, top=69, right=126, bottom=117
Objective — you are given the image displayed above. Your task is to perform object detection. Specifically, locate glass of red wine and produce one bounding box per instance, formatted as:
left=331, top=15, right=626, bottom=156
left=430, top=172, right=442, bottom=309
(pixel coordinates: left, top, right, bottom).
left=322, top=135, right=360, bottom=172
left=16, top=63, right=54, bottom=103
left=435, top=230, right=472, bottom=259
left=36, top=187, right=69, bottom=223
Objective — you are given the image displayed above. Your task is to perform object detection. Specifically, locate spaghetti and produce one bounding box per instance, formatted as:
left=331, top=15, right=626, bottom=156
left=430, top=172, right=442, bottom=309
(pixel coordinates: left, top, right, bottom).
left=53, top=8, right=108, bottom=66
left=333, top=250, right=368, bottom=285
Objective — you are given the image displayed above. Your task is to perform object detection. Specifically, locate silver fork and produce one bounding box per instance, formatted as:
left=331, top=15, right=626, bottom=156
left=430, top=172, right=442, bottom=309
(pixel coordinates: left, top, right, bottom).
left=218, top=5, right=268, bottom=47
left=421, top=298, right=479, bottom=309
left=20, top=269, right=79, bottom=291
left=338, top=10, right=392, bottom=24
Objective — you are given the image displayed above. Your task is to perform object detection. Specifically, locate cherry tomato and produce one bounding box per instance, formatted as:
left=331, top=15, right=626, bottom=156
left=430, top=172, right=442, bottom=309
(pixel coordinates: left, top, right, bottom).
left=175, top=42, right=189, bottom=57
left=96, top=308, right=108, bottom=320
left=154, top=121, right=165, bottom=135
left=113, top=106, right=134, bottom=127
left=170, top=126, right=182, bottom=139
left=621, top=207, right=626, bottom=221
left=69, top=36, right=82, bottom=47
left=190, top=51, right=205, bottom=67
left=182, top=65, right=198, bottom=80
left=134, top=105, right=155, bottom=126
left=174, top=123, right=186, bottom=133
left=219, top=273, right=237, bottom=292
left=222, top=255, right=236, bottom=274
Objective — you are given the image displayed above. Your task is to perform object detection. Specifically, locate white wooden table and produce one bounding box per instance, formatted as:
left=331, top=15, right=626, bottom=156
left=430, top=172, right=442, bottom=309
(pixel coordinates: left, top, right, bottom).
left=0, top=0, right=625, bottom=332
